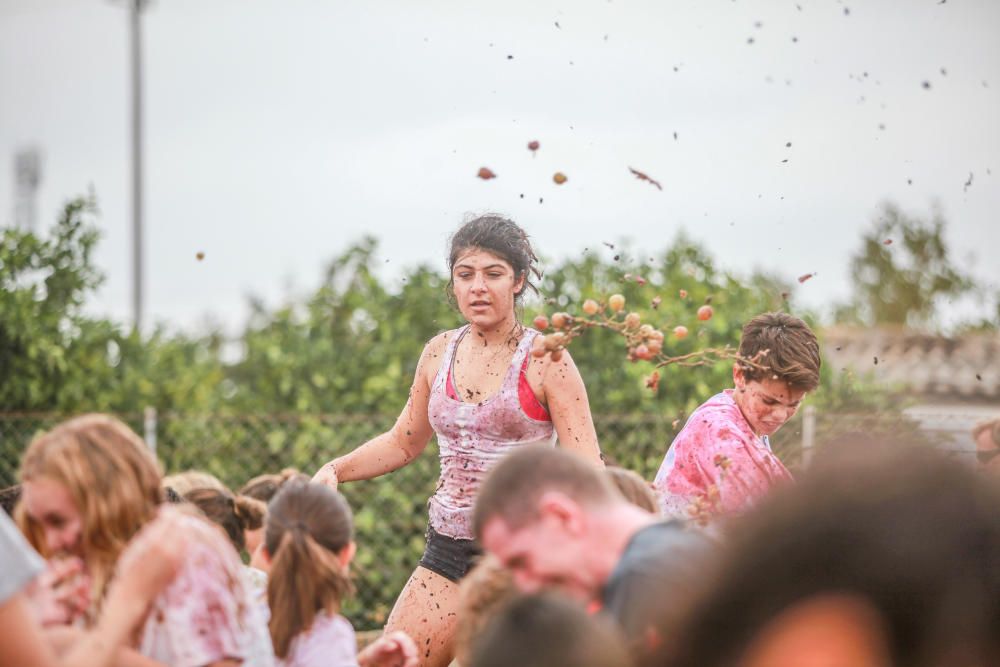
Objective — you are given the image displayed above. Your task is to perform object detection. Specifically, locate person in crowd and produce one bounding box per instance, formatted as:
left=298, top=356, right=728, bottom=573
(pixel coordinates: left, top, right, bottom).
left=662, top=439, right=1000, bottom=667
left=313, top=215, right=603, bottom=666
left=0, top=506, right=187, bottom=667
left=184, top=486, right=270, bottom=606
left=17, top=413, right=275, bottom=667
left=239, top=468, right=308, bottom=558
left=257, top=480, right=417, bottom=667
left=473, top=446, right=711, bottom=665
left=162, top=470, right=228, bottom=497
left=185, top=487, right=267, bottom=557
left=973, top=417, right=1000, bottom=472
left=467, top=592, right=632, bottom=667
left=452, top=555, right=517, bottom=667
left=653, top=312, right=821, bottom=523
left=606, top=466, right=659, bottom=514
left=240, top=468, right=308, bottom=504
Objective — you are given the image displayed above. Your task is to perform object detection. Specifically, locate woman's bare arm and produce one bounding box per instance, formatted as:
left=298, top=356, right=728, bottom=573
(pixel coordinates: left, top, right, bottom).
left=538, top=349, right=603, bottom=466
left=314, top=333, right=448, bottom=487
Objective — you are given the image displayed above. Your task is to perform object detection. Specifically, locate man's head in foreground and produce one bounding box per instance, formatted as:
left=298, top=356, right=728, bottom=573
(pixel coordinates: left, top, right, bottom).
left=473, top=446, right=650, bottom=602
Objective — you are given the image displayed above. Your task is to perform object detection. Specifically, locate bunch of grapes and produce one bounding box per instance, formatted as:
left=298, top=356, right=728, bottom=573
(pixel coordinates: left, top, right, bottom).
left=529, top=293, right=745, bottom=391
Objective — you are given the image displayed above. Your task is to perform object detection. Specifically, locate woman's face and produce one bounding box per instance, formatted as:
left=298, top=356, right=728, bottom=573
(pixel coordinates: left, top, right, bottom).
left=452, top=248, right=524, bottom=328
left=22, top=476, right=84, bottom=558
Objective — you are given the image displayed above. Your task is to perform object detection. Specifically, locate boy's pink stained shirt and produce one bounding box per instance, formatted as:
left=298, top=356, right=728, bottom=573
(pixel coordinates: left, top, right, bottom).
left=653, top=389, right=793, bottom=521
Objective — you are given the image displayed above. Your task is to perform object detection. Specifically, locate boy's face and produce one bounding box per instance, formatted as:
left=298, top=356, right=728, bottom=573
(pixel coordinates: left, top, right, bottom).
left=733, top=366, right=808, bottom=437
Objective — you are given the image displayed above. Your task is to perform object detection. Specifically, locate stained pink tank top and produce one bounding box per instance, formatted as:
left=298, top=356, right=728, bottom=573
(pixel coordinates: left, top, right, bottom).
left=427, top=325, right=557, bottom=539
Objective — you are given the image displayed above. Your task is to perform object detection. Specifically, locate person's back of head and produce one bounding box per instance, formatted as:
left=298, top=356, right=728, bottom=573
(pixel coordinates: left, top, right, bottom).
left=737, top=312, right=821, bottom=392
left=473, top=445, right=619, bottom=539
left=469, top=592, right=632, bottom=667
left=454, top=555, right=518, bottom=666
left=161, top=470, right=227, bottom=497
left=239, top=467, right=308, bottom=503
left=664, top=440, right=1000, bottom=667
left=605, top=467, right=658, bottom=514
left=184, top=487, right=265, bottom=554
left=265, top=481, right=356, bottom=660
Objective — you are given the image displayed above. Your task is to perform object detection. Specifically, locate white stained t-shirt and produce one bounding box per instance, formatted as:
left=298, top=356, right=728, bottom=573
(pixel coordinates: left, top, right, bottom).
left=277, top=611, right=358, bottom=667
left=0, top=510, right=45, bottom=604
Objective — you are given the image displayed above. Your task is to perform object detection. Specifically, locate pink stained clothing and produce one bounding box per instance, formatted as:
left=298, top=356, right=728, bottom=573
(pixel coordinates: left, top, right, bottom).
left=427, top=325, right=557, bottom=539
left=277, top=612, right=358, bottom=667
left=652, top=389, right=792, bottom=522
left=139, top=514, right=274, bottom=667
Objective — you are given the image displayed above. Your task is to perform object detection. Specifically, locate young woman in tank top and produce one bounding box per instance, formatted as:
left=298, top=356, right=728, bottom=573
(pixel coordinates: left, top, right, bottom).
left=313, top=215, right=602, bottom=667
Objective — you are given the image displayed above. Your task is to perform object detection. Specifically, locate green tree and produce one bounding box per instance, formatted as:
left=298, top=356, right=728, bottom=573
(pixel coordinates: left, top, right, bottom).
left=0, top=195, right=224, bottom=413
left=836, top=203, right=974, bottom=328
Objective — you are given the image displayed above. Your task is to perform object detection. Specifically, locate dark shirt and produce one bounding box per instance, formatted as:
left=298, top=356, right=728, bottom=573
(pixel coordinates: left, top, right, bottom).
left=603, top=520, right=713, bottom=650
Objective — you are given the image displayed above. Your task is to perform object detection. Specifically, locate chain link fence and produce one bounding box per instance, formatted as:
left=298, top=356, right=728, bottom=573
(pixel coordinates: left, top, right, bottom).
left=0, top=407, right=989, bottom=629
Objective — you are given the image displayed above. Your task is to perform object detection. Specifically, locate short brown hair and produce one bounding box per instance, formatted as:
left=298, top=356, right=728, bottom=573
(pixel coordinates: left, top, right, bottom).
left=473, top=446, right=616, bottom=540
left=468, top=592, right=631, bottom=667
left=737, top=312, right=821, bottom=391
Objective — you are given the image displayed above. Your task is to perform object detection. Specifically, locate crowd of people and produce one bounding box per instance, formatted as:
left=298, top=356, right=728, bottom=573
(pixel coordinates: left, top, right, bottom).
left=2, top=215, right=998, bottom=667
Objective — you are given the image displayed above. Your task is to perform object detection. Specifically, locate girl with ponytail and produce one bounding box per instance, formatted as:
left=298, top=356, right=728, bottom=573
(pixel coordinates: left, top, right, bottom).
left=262, top=482, right=417, bottom=667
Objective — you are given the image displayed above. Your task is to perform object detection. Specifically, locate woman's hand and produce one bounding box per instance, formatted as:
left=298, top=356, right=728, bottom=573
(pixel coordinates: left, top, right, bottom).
left=23, top=557, right=90, bottom=627
left=311, top=461, right=339, bottom=490
left=358, top=630, right=419, bottom=667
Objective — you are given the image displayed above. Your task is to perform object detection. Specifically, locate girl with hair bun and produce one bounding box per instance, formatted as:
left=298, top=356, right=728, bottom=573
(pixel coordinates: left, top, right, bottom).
left=260, top=482, right=417, bottom=667
left=314, top=215, right=602, bottom=666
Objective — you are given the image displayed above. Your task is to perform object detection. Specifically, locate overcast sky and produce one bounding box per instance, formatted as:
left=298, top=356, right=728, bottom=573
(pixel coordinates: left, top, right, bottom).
left=1, top=0, right=998, bottom=334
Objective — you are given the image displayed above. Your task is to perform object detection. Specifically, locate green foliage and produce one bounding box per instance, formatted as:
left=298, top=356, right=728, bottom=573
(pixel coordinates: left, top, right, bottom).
left=2, top=195, right=938, bottom=630
left=836, top=203, right=975, bottom=328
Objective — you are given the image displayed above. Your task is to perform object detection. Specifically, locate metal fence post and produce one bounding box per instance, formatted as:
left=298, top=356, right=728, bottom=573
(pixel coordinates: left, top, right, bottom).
left=143, top=406, right=157, bottom=455
left=801, top=405, right=816, bottom=467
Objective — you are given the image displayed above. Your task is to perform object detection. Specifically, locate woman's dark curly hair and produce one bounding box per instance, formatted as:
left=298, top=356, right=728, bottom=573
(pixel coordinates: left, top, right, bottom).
left=447, top=215, right=542, bottom=305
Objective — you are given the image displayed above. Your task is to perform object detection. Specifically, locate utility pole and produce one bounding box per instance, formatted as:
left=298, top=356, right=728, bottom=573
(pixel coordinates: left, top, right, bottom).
left=128, top=0, right=147, bottom=331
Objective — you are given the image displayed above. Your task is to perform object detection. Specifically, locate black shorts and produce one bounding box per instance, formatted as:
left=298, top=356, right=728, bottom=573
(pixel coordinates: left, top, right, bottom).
left=418, top=524, right=483, bottom=583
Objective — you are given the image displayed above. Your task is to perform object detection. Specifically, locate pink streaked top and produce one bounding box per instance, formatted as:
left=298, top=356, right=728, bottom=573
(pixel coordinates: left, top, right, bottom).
left=427, top=325, right=556, bottom=539
left=652, top=390, right=792, bottom=522
left=139, top=514, right=274, bottom=667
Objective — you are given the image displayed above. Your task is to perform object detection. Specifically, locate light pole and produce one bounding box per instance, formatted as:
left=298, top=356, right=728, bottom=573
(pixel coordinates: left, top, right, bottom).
left=128, top=0, right=147, bottom=331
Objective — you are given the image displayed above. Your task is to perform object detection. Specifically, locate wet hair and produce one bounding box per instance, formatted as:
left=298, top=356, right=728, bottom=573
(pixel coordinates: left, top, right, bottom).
left=184, top=487, right=266, bottom=552
left=473, top=445, right=618, bottom=540
left=737, top=312, right=821, bottom=391
left=265, top=482, right=355, bottom=659
left=239, top=468, right=308, bottom=504
left=455, top=555, right=518, bottom=667
left=664, top=441, right=1000, bottom=667
left=17, top=414, right=163, bottom=617
left=0, top=484, right=21, bottom=516
left=606, top=467, right=659, bottom=514
left=447, top=215, right=542, bottom=304
left=468, top=592, right=632, bottom=667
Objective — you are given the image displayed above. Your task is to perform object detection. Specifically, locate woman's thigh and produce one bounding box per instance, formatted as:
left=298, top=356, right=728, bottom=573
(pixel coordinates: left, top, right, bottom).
left=385, top=565, right=462, bottom=667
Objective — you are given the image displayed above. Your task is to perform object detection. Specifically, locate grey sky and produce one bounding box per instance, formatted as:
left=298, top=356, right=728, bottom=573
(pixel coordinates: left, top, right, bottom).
left=1, top=0, right=998, bottom=333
